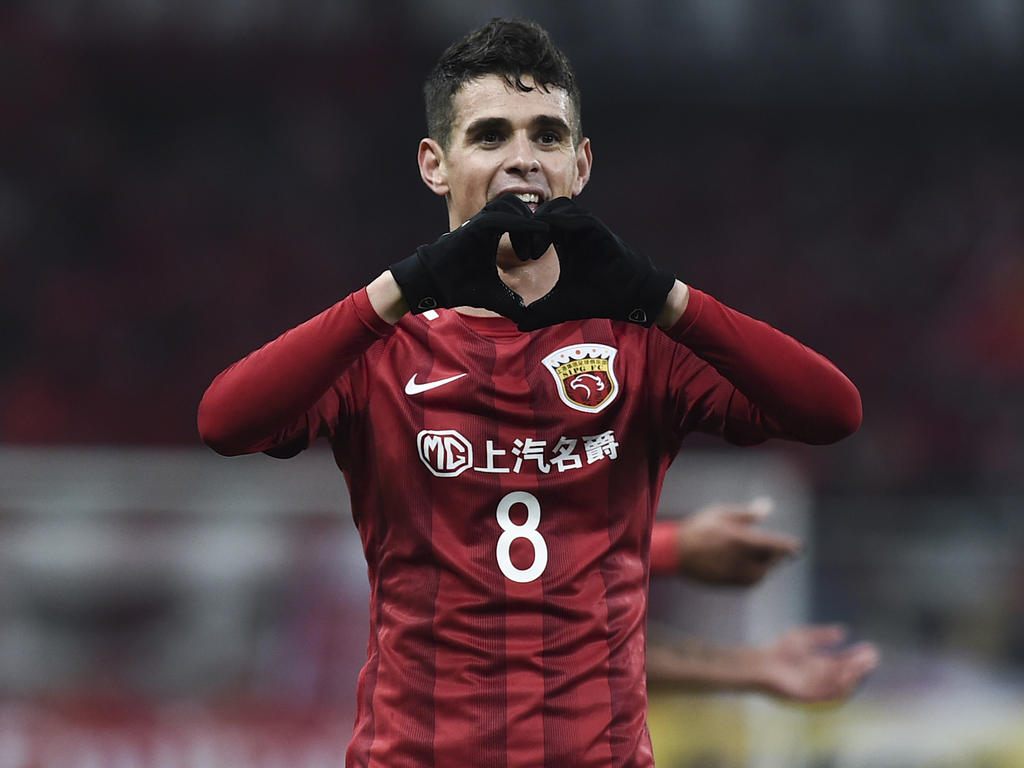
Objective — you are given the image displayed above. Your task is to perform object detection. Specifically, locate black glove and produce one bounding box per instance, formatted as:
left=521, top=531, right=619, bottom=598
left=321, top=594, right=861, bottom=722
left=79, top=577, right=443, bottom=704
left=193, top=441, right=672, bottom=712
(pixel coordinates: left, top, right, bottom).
left=390, top=194, right=550, bottom=319
left=517, top=197, right=675, bottom=331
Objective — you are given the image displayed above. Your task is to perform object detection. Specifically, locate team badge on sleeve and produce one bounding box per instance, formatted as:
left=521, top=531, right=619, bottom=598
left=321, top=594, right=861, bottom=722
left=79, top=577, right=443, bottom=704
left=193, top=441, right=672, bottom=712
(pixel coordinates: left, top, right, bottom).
left=542, top=344, right=620, bottom=413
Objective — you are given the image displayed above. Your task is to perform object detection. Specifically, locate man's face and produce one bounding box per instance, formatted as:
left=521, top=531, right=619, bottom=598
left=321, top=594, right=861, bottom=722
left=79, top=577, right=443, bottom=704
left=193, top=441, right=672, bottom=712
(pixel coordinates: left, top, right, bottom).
left=420, top=74, right=592, bottom=232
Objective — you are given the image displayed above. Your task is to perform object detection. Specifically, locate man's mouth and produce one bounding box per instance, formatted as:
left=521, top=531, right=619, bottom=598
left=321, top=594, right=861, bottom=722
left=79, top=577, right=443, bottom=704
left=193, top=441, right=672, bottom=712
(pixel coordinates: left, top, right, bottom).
left=513, top=192, right=541, bottom=212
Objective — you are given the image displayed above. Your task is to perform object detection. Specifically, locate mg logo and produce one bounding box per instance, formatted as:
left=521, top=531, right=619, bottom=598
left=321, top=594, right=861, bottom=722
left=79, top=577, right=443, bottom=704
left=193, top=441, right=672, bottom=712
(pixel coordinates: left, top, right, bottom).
left=417, top=429, right=473, bottom=477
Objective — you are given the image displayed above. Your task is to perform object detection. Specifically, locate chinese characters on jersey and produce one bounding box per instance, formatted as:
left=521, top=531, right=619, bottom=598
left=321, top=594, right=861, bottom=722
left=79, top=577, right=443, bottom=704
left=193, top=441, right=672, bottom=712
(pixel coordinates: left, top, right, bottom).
left=417, top=429, right=620, bottom=478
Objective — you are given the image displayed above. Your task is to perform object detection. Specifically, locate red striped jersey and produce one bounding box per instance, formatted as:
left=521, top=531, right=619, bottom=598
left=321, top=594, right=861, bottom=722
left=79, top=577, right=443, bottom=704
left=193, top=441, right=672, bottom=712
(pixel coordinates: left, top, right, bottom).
left=197, top=287, right=861, bottom=768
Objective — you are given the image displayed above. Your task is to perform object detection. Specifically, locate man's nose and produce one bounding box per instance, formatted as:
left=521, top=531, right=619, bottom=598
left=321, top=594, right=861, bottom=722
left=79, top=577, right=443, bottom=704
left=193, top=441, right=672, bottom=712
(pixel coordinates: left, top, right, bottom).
left=503, top=132, right=541, bottom=176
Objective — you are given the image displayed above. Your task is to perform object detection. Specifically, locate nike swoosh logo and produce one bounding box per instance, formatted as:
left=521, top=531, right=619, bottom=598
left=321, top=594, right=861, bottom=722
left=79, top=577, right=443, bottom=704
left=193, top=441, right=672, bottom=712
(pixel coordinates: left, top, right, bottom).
left=404, top=372, right=468, bottom=395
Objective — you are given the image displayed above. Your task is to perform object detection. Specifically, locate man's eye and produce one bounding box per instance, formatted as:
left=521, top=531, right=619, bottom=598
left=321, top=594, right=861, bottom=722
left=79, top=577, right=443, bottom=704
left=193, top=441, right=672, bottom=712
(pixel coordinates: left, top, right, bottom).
left=479, top=131, right=502, bottom=144
left=538, top=132, right=561, bottom=145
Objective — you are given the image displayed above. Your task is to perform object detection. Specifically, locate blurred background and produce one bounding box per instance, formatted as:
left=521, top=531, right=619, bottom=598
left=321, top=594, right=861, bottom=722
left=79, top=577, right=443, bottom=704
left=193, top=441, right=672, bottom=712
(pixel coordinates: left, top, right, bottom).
left=1, top=0, right=1023, bottom=765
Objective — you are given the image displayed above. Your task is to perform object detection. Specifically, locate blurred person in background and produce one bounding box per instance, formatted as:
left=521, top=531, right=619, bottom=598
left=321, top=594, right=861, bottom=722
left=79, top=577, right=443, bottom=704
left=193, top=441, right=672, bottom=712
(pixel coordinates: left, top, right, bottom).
left=649, top=500, right=878, bottom=702
left=198, top=17, right=862, bottom=767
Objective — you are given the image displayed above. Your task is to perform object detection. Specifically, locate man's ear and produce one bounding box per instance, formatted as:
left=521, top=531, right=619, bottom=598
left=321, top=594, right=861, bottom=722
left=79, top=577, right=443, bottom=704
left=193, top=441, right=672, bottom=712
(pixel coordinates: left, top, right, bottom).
left=418, top=138, right=449, bottom=197
left=571, top=137, right=593, bottom=197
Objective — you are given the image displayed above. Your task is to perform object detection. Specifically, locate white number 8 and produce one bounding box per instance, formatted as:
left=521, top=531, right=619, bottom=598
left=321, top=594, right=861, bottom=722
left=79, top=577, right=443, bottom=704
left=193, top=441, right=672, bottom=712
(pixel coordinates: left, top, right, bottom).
left=495, top=491, right=548, bottom=583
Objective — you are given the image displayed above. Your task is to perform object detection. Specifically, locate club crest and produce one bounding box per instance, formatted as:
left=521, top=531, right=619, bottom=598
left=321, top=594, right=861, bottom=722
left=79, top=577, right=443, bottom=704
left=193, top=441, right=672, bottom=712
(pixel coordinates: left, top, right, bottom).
left=542, top=344, right=619, bottom=413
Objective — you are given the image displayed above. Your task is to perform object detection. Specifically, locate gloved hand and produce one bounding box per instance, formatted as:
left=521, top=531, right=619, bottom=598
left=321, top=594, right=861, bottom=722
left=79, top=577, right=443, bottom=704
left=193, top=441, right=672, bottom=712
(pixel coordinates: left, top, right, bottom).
left=517, top=197, right=675, bottom=331
left=389, top=193, right=550, bottom=319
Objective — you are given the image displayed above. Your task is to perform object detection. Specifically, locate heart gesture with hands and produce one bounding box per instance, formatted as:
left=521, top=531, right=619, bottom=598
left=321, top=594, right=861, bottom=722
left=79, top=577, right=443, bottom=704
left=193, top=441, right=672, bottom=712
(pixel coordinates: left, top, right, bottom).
left=390, top=194, right=675, bottom=330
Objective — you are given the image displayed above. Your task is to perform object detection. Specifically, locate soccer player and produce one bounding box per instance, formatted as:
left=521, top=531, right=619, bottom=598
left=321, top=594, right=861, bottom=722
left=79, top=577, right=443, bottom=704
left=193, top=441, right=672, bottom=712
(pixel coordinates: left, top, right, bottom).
left=198, top=18, right=862, bottom=768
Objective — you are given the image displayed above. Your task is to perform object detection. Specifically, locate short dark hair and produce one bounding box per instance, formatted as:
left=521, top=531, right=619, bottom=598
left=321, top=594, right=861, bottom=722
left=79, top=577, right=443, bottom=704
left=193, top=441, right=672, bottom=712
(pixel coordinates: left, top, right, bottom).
left=424, top=18, right=582, bottom=149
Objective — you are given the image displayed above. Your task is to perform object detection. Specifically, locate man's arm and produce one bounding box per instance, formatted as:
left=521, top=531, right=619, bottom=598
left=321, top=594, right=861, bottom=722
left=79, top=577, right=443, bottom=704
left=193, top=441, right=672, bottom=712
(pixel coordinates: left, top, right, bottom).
left=661, top=286, right=862, bottom=446
left=655, top=279, right=690, bottom=329
left=366, top=270, right=410, bottom=325
left=198, top=193, right=549, bottom=457
left=520, top=200, right=860, bottom=444
left=650, top=500, right=801, bottom=584
left=646, top=626, right=880, bottom=703
left=197, top=282, right=396, bottom=456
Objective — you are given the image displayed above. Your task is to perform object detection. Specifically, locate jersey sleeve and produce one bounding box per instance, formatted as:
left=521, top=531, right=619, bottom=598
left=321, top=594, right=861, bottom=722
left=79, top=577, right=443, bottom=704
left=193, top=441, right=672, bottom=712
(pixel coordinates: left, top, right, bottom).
left=658, top=288, right=862, bottom=446
left=197, top=287, right=395, bottom=456
left=649, top=520, right=683, bottom=576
